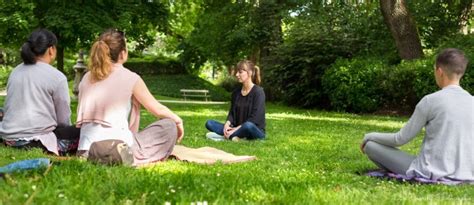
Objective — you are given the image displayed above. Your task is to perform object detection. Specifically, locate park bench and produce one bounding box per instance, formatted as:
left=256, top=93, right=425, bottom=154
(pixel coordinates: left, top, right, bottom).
left=180, top=89, right=210, bottom=101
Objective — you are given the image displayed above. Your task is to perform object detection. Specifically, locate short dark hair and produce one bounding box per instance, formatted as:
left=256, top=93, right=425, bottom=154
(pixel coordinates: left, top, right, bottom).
left=435, top=48, right=468, bottom=78
left=20, top=28, right=57, bottom=65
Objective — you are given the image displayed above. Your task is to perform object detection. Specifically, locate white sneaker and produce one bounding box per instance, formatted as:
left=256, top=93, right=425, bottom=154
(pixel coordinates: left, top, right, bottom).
left=231, top=136, right=241, bottom=142
left=206, top=132, right=225, bottom=141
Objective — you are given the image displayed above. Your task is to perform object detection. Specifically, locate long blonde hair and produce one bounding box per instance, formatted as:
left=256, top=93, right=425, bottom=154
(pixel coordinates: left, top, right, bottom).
left=236, top=60, right=261, bottom=85
left=89, top=29, right=126, bottom=81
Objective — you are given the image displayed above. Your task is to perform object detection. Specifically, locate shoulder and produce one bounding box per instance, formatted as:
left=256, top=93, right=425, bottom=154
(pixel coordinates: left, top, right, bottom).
left=253, top=85, right=264, bottom=93
left=252, top=85, right=265, bottom=96
left=232, top=87, right=241, bottom=96
left=41, top=63, right=67, bottom=81
left=117, top=65, right=140, bottom=80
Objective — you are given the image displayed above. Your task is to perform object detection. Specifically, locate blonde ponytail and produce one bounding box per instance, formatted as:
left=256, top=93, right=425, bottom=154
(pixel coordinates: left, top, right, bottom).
left=253, top=65, right=261, bottom=85
left=89, top=40, right=112, bottom=81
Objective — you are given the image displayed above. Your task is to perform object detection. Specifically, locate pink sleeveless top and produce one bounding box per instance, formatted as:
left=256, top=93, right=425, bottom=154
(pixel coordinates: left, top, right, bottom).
left=76, top=64, right=141, bottom=132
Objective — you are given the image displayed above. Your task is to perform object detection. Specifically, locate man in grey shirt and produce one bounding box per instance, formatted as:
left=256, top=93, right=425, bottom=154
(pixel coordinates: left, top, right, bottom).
left=0, top=29, right=79, bottom=155
left=361, top=48, right=473, bottom=181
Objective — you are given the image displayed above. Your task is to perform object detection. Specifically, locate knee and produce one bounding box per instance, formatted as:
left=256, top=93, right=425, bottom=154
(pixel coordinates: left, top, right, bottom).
left=205, top=120, right=213, bottom=129
left=363, top=141, right=378, bottom=156
left=160, top=118, right=178, bottom=138
left=241, top=121, right=255, bottom=130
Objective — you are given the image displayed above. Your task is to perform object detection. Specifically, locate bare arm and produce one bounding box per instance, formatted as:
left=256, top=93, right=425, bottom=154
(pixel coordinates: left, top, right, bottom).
left=361, top=97, right=429, bottom=152
left=132, top=78, right=184, bottom=142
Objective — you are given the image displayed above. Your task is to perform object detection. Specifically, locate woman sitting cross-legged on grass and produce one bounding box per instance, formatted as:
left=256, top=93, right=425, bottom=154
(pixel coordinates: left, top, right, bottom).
left=361, top=48, right=473, bottom=181
left=205, top=60, right=266, bottom=141
left=76, top=29, right=183, bottom=166
left=0, top=29, right=80, bottom=156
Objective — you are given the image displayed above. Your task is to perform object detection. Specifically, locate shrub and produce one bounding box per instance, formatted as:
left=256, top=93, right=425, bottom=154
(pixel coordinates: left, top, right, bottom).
left=265, top=3, right=397, bottom=108
left=217, top=74, right=240, bottom=92
left=379, top=59, right=437, bottom=111
left=0, top=65, right=13, bottom=89
left=322, top=58, right=385, bottom=113
left=124, top=56, right=186, bottom=75
left=321, top=34, right=474, bottom=113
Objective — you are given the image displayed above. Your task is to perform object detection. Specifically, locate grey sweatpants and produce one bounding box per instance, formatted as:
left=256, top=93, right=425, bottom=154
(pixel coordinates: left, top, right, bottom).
left=363, top=141, right=416, bottom=175
left=132, top=119, right=178, bottom=166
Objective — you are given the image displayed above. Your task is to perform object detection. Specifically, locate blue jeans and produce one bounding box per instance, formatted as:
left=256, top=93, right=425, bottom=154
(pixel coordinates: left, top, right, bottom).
left=205, top=120, right=265, bottom=140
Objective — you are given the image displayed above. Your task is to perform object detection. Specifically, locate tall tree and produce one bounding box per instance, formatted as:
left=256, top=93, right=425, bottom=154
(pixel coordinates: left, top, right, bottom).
left=380, top=0, right=423, bottom=60
left=179, top=0, right=303, bottom=78
left=0, top=0, right=168, bottom=72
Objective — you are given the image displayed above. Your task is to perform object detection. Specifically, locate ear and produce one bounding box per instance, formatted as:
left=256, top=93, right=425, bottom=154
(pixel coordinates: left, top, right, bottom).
left=437, top=67, right=444, bottom=76
left=48, top=46, right=54, bottom=56
left=119, top=50, right=128, bottom=60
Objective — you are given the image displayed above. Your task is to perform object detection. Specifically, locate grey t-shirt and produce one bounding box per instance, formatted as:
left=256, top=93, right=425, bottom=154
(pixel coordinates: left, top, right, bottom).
left=364, top=85, right=474, bottom=180
left=0, top=62, right=71, bottom=139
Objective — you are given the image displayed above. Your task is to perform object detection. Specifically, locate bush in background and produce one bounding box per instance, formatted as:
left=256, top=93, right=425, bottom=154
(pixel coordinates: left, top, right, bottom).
left=322, top=58, right=385, bottom=113
left=322, top=34, right=474, bottom=113
left=216, top=73, right=240, bottom=92
left=0, top=65, right=13, bottom=89
left=265, top=3, right=397, bottom=108
left=124, top=56, right=186, bottom=75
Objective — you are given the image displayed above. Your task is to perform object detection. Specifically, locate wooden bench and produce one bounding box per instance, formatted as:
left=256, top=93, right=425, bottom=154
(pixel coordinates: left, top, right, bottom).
left=180, top=89, right=210, bottom=101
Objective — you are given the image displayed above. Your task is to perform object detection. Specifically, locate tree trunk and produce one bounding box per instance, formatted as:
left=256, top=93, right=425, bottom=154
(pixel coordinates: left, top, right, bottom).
left=380, top=0, right=424, bottom=60
left=255, top=0, right=283, bottom=82
left=57, top=46, right=65, bottom=73
left=459, top=1, right=473, bottom=34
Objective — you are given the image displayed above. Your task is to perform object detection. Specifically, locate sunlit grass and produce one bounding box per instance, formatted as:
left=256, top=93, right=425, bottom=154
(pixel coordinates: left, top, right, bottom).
left=1, top=82, right=473, bottom=204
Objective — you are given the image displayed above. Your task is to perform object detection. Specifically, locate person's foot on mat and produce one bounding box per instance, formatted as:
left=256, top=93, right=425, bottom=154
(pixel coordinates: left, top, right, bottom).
left=206, top=132, right=225, bottom=141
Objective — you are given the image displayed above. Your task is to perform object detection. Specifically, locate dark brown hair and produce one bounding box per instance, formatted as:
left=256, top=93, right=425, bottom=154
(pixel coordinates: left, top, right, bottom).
left=436, top=48, right=468, bottom=79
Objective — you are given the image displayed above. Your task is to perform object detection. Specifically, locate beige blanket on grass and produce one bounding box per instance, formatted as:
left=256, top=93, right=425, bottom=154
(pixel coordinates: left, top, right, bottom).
left=170, top=145, right=256, bottom=164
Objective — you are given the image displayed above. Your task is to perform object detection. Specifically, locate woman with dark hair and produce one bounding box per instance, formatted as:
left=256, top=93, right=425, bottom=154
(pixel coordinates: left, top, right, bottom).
left=0, top=29, right=79, bottom=155
left=76, top=29, right=183, bottom=166
left=205, top=60, right=266, bottom=141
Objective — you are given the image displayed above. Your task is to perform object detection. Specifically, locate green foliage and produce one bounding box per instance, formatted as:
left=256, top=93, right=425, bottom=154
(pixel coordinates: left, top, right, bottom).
left=216, top=73, right=240, bottom=92
left=409, top=0, right=473, bottom=48
left=379, top=59, right=437, bottom=111
left=321, top=34, right=474, bottom=113
left=179, top=0, right=254, bottom=72
left=179, top=0, right=304, bottom=73
left=124, top=56, right=186, bottom=75
left=142, top=74, right=230, bottom=101
left=0, top=1, right=169, bottom=73
left=323, top=58, right=385, bottom=113
left=266, top=2, right=396, bottom=108
left=0, top=65, right=13, bottom=88
left=0, top=1, right=36, bottom=47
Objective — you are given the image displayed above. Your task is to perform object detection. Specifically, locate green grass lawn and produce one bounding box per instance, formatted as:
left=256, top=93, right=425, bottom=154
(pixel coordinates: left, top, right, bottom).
left=1, top=77, right=473, bottom=204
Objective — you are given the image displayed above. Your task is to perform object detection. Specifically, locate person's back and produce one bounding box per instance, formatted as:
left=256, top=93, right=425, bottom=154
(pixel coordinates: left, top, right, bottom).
left=76, top=29, right=183, bottom=166
left=361, top=48, right=473, bottom=181
left=0, top=62, right=70, bottom=137
left=0, top=29, right=78, bottom=156
left=408, top=85, right=473, bottom=180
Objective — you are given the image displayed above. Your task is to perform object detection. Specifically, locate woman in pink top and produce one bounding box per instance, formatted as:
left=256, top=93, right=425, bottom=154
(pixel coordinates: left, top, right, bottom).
left=76, top=29, right=184, bottom=166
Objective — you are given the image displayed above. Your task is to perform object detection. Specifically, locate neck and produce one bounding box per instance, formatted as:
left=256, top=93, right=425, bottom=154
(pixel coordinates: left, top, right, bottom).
left=441, top=81, right=460, bottom=88
left=116, top=59, right=126, bottom=64
left=36, top=57, right=50, bottom=64
left=243, top=81, right=254, bottom=91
